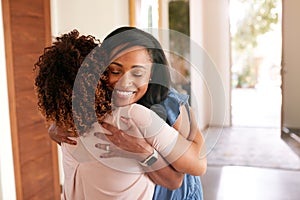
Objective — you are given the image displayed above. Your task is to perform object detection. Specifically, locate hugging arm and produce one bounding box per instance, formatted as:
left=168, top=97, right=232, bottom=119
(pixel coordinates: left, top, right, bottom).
left=98, top=120, right=184, bottom=190
left=48, top=105, right=206, bottom=186
left=167, top=108, right=207, bottom=176
left=49, top=121, right=184, bottom=189
left=101, top=104, right=207, bottom=176
left=144, top=154, right=184, bottom=190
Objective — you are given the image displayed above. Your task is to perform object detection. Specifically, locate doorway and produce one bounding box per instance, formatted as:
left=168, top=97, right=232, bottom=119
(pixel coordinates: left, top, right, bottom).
left=202, top=1, right=300, bottom=196
left=206, top=0, right=300, bottom=170
left=230, top=0, right=282, bottom=128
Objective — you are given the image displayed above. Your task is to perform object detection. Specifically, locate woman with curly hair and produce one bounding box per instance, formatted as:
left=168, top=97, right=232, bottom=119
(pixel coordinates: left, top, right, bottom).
left=35, top=27, right=206, bottom=199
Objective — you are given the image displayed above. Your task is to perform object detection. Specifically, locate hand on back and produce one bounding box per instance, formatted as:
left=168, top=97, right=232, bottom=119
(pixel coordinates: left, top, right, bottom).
left=48, top=124, right=77, bottom=145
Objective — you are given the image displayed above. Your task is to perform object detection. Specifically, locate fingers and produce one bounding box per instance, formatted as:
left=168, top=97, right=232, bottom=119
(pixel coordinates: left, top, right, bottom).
left=120, top=117, right=143, bottom=138
left=101, top=122, right=119, bottom=134
left=95, top=143, right=109, bottom=158
left=48, top=123, right=77, bottom=145
left=94, top=131, right=122, bottom=148
left=99, top=150, right=120, bottom=158
left=94, top=132, right=110, bottom=142
left=61, top=137, right=77, bottom=145
left=48, top=124, right=57, bottom=134
left=95, top=143, right=111, bottom=151
left=95, top=143, right=117, bottom=158
left=99, top=152, right=118, bottom=158
left=58, top=126, right=76, bottom=137
left=102, top=119, right=143, bottom=139
left=120, top=117, right=138, bottom=130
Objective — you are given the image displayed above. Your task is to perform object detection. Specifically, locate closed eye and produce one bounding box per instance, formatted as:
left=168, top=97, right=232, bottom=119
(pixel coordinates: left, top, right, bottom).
left=131, top=71, right=145, bottom=77
left=110, top=70, right=121, bottom=75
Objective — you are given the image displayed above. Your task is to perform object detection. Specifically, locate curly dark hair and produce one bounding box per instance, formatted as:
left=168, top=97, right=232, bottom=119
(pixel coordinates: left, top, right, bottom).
left=34, top=30, right=111, bottom=135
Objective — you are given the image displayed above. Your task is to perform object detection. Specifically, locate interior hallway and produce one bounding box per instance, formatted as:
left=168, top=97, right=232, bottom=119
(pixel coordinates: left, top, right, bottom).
left=201, top=165, right=300, bottom=200
left=201, top=126, right=300, bottom=200
left=201, top=87, right=300, bottom=200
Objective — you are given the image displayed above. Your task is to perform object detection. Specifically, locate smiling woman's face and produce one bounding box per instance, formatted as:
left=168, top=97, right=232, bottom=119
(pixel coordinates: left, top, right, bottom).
left=107, top=46, right=152, bottom=107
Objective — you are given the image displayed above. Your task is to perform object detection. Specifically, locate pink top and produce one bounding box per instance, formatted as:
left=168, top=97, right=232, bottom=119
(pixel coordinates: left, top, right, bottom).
left=61, top=104, right=179, bottom=200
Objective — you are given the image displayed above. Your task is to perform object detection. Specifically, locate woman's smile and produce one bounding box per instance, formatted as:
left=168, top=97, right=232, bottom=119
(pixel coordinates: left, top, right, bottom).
left=114, top=89, right=135, bottom=99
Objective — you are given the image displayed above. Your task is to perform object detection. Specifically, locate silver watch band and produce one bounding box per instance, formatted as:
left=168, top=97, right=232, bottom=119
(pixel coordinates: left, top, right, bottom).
left=139, top=149, right=158, bottom=167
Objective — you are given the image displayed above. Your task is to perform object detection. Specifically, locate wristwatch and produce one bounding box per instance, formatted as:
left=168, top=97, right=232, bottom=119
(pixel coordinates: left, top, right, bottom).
left=139, top=149, right=158, bottom=167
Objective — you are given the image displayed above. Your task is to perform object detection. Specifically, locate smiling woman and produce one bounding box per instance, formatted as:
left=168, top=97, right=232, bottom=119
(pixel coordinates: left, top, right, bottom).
left=108, top=47, right=153, bottom=107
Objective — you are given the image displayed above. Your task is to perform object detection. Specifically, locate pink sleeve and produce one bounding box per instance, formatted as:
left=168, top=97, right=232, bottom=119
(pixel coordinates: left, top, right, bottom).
left=128, top=104, right=179, bottom=157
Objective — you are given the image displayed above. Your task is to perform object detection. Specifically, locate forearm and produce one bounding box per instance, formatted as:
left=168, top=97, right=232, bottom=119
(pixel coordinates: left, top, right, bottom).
left=165, top=130, right=207, bottom=176
left=167, top=109, right=207, bottom=176
left=146, top=128, right=207, bottom=176
left=143, top=153, right=184, bottom=190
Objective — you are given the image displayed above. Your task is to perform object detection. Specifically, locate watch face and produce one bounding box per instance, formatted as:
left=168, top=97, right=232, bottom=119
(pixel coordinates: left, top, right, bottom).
left=146, top=156, right=158, bottom=166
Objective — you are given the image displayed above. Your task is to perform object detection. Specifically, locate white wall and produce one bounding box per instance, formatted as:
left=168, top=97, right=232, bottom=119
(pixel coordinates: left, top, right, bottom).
left=51, top=0, right=129, bottom=40
left=0, top=0, right=17, bottom=199
left=190, top=0, right=231, bottom=128
left=282, top=0, right=300, bottom=129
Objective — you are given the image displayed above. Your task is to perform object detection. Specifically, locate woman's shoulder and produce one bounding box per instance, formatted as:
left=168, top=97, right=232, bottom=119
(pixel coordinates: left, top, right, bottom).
left=117, top=104, right=157, bottom=126
left=161, top=88, right=190, bottom=126
left=167, top=88, right=189, bottom=104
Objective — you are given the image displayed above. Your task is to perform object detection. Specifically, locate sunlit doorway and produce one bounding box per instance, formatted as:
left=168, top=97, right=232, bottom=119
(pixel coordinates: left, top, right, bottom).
left=230, top=0, right=282, bottom=128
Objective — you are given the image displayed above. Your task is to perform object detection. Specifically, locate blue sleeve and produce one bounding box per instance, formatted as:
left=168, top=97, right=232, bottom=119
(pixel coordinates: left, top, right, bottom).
left=160, top=88, right=190, bottom=126
left=153, top=88, right=203, bottom=200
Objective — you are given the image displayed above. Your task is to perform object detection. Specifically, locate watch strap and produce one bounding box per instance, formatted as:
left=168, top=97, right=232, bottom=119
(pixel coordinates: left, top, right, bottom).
left=139, top=149, right=158, bottom=167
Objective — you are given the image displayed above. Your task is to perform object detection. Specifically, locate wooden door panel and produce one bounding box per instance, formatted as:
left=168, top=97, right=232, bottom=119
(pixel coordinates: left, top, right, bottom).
left=18, top=124, right=51, bottom=165
left=2, top=0, right=61, bottom=199
left=21, top=153, right=55, bottom=199
left=15, top=91, right=44, bottom=128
